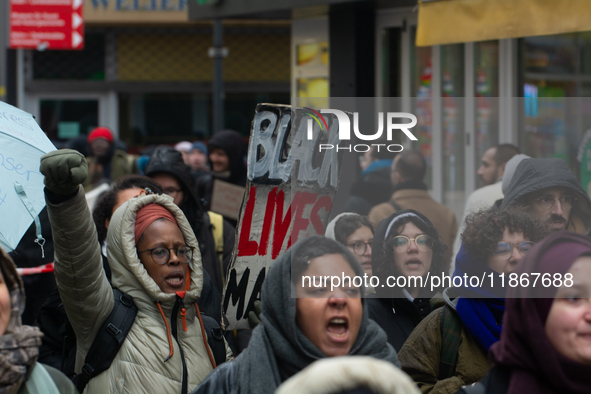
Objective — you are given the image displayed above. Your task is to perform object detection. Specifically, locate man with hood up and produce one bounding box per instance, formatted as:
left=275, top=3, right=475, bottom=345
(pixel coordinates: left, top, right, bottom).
left=501, top=158, right=591, bottom=234
left=196, top=130, right=247, bottom=218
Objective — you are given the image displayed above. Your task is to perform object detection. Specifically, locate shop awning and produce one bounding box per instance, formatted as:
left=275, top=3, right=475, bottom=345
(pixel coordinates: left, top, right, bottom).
left=417, top=0, right=591, bottom=46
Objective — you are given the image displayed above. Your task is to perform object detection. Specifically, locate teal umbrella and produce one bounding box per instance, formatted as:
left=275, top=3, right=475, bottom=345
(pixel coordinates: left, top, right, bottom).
left=0, top=101, right=56, bottom=255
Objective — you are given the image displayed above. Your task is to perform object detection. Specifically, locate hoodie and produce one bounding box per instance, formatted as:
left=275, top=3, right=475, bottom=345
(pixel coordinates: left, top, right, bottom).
left=501, top=158, right=591, bottom=234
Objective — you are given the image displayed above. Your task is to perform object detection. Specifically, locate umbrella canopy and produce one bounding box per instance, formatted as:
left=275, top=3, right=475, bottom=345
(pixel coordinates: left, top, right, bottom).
left=0, top=101, right=56, bottom=253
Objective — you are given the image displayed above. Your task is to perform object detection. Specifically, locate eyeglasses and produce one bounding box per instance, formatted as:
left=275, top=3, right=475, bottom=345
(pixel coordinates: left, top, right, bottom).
left=392, top=235, right=432, bottom=252
left=535, top=194, right=576, bottom=210
left=138, top=246, right=193, bottom=265
left=163, top=188, right=182, bottom=197
left=493, top=241, right=534, bottom=260
left=346, top=241, right=372, bottom=256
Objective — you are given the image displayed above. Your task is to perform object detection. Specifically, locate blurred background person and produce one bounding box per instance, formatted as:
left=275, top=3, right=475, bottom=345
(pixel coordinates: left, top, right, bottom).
left=189, top=141, right=210, bottom=177
left=367, top=210, right=447, bottom=351
left=369, top=150, right=457, bottom=270
left=451, top=145, right=521, bottom=272
left=325, top=213, right=374, bottom=277
left=343, top=144, right=396, bottom=216
left=174, top=141, right=193, bottom=166
left=399, top=208, right=547, bottom=393
left=196, top=130, right=247, bottom=213
left=83, top=127, right=138, bottom=192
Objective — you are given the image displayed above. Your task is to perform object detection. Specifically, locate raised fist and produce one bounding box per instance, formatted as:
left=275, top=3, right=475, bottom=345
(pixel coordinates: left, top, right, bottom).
left=39, top=149, right=88, bottom=195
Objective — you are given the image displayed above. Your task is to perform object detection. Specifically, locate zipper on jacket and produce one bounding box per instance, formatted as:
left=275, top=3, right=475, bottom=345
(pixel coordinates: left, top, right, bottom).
left=171, top=295, right=188, bottom=394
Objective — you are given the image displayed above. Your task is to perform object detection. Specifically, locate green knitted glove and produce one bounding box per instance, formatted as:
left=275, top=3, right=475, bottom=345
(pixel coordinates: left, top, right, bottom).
left=39, top=149, right=88, bottom=195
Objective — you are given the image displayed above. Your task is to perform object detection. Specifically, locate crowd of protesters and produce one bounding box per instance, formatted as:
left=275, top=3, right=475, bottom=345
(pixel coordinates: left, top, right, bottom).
left=1, top=124, right=591, bottom=394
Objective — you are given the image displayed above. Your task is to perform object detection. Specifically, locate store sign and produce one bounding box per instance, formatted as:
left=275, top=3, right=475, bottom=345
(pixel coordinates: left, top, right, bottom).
left=222, top=104, right=347, bottom=330
left=85, top=0, right=189, bottom=23
left=10, top=0, right=84, bottom=50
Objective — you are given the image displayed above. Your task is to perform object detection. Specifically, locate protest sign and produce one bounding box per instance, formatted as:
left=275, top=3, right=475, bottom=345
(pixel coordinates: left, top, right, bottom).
left=0, top=101, right=56, bottom=254
left=222, top=103, right=348, bottom=330
left=210, top=179, right=245, bottom=221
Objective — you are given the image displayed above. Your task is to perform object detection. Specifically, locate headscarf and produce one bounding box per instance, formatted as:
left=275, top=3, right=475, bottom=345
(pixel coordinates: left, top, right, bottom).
left=453, top=244, right=506, bottom=351
left=134, top=204, right=178, bottom=245
left=324, top=213, right=359, bottom=240
left=233, top=236, right=399, bottom=394
left=0, top=248, right=43, bottom=394
left=489, top=231, right=591, bottom=394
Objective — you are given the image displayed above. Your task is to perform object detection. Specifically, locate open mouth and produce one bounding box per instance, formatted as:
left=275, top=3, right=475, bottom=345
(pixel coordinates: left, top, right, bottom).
left=326, top=317, right=349, bottom=341
left=405, top=259, right=423, bottom=268
left=165, top=272, right=185, bottom=288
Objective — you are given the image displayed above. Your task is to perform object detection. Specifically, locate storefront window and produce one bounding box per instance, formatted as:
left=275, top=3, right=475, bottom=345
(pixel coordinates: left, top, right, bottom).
left=411, top=27, right=433, bottom=190
left=441, top=44, right=465, bottom=218
left=474, top=41, right=499, bottom=187
left=40, top=100, right=99, bottom=142
left=118, top=92, right=290, bottom=146
left=519, top=33, right=591, bottom=173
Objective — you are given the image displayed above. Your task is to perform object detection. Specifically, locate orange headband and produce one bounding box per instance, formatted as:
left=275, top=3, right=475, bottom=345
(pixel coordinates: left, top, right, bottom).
left=135, top=204, right=178, bottom=245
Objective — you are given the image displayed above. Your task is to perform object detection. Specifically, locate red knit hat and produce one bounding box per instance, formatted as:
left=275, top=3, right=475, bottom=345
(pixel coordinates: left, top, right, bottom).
left=88, top=127, right=114, bottom=143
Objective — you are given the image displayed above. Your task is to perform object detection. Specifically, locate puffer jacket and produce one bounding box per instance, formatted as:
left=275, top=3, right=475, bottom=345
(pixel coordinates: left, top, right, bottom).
left=46, top=189, right=233, bottom=393
left=398, top=288, right=490, bottom=394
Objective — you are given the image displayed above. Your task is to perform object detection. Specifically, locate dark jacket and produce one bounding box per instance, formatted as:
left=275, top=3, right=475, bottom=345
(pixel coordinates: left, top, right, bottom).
left=145, top=146, right=236, bottom=293
left=343, top=160, right=393, bottom=215
left=500, top=158, right=591, bottom=234
left=454, top=366, right=511, bottom=394
left=367, top=209, right=442, bottom=351
left=196, top=130, right=247, bottom=214
left=9, top=207, right=56, bottom=326
left=366, top=293, right=433, bottom=352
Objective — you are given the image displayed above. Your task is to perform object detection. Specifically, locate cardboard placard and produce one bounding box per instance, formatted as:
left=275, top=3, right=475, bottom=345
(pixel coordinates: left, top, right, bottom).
left=210, top=179, right=245, bottom=220
left=221, top=103, right=347, bottom=330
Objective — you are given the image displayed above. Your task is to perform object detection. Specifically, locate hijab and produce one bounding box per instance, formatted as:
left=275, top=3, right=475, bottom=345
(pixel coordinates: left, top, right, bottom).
left=489, top=231, right=591, bottom=394
left=234, top=236, right=399, bottom=394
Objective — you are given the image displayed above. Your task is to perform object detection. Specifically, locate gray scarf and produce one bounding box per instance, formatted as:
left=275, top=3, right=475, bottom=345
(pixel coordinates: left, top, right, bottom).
left=0, top=289, right=43, bottom=394
left=235, top=236, right=399, bottom=394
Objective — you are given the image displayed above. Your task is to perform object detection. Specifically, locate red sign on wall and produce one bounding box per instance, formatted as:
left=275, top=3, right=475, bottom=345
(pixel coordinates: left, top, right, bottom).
left=9, top=0, right=84, bottom=50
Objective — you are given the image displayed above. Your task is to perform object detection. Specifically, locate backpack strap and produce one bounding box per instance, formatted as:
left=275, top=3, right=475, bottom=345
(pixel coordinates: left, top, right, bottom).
left=207, top=211, right=225, bottom=288
left=439, top=305, right=463, bottom=380
left=72, top=288, right=137, bottom=393
left=23, top=363, right=60, bottom=394
left=389, top=200, right=402, bottom=211
left=200, top=313, right=227, bottom=367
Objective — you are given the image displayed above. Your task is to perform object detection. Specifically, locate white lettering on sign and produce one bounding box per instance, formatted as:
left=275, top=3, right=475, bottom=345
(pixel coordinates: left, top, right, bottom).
left=89, top=0, right=187, bottom=11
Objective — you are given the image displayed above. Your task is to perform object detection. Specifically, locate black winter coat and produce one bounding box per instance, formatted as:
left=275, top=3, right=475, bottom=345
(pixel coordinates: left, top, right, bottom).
left=366, top=294, right=433, bottom=352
